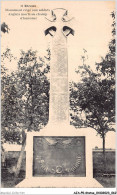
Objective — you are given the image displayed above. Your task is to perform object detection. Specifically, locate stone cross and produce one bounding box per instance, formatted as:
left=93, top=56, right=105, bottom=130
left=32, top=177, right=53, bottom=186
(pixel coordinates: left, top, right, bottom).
left=45, top=8, right=74, bottom=125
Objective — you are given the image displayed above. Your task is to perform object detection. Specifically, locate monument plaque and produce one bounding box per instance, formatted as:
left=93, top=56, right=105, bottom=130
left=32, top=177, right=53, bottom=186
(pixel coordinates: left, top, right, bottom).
left=33, top=136, right=86, bottom=177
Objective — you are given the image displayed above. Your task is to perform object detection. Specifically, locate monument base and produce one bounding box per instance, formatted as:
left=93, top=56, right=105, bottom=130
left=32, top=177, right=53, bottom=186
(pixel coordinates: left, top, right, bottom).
left=16, top=177, right=103, bottom=188
left=15, top=124, right=103, bottom=188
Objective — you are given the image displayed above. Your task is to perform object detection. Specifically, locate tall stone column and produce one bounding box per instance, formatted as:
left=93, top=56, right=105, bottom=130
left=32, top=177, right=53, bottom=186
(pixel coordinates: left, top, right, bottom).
left=45, top=8, right=74, bottom=125
left=50, top=31, right=68, bottom=124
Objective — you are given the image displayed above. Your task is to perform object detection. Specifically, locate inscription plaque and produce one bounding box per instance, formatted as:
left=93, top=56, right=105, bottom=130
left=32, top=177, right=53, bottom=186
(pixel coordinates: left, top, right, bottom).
left=33, top=136, right=86, bottom=176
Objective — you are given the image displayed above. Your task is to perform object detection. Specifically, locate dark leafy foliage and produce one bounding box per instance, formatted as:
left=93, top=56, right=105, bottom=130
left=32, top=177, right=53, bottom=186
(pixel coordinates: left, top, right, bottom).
left=1, top=22, right=10, bottom=33
left=70, top=12, right=115, bottom=156
left=1, top=49, right=50, bottom=144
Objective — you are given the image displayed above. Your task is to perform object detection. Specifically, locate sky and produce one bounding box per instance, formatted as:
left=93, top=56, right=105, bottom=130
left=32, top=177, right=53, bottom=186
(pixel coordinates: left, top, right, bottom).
left=1, top=1, right=116, bottom=149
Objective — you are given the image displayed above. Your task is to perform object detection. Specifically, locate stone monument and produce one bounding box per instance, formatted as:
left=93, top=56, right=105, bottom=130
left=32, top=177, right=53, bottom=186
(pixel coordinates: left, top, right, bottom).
left=16, top=8, right=103, bottom=188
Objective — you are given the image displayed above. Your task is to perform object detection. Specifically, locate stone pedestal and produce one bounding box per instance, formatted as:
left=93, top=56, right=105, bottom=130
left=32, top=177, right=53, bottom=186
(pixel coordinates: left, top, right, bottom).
left=16, top=124, right=103, bottom=188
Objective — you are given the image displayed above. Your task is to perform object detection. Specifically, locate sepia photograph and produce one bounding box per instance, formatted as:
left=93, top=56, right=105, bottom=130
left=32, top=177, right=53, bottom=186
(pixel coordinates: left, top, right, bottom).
left=1, top=0, right=116, bottom=192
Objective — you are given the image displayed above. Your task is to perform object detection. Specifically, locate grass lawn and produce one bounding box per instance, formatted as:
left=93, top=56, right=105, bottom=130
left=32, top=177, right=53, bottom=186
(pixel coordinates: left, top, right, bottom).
left=95, top=176, right=115, bottom=188
left=1, top=168, right=25, bottom=188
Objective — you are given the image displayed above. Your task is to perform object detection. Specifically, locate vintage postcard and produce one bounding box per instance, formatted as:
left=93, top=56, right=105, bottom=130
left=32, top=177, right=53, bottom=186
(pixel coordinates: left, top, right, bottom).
left=1, top=0, right=116, bottom=194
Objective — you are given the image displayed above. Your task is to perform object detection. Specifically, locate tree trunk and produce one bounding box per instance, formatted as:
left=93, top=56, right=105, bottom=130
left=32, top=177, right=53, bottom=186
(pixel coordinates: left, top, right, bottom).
left=15, top=77, right=34, bottom=177
left=102, top=134, right=106, bottom=171
left=14, top=131, right=26, bottom=177
left=103, top=134, right=105, bottom=156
